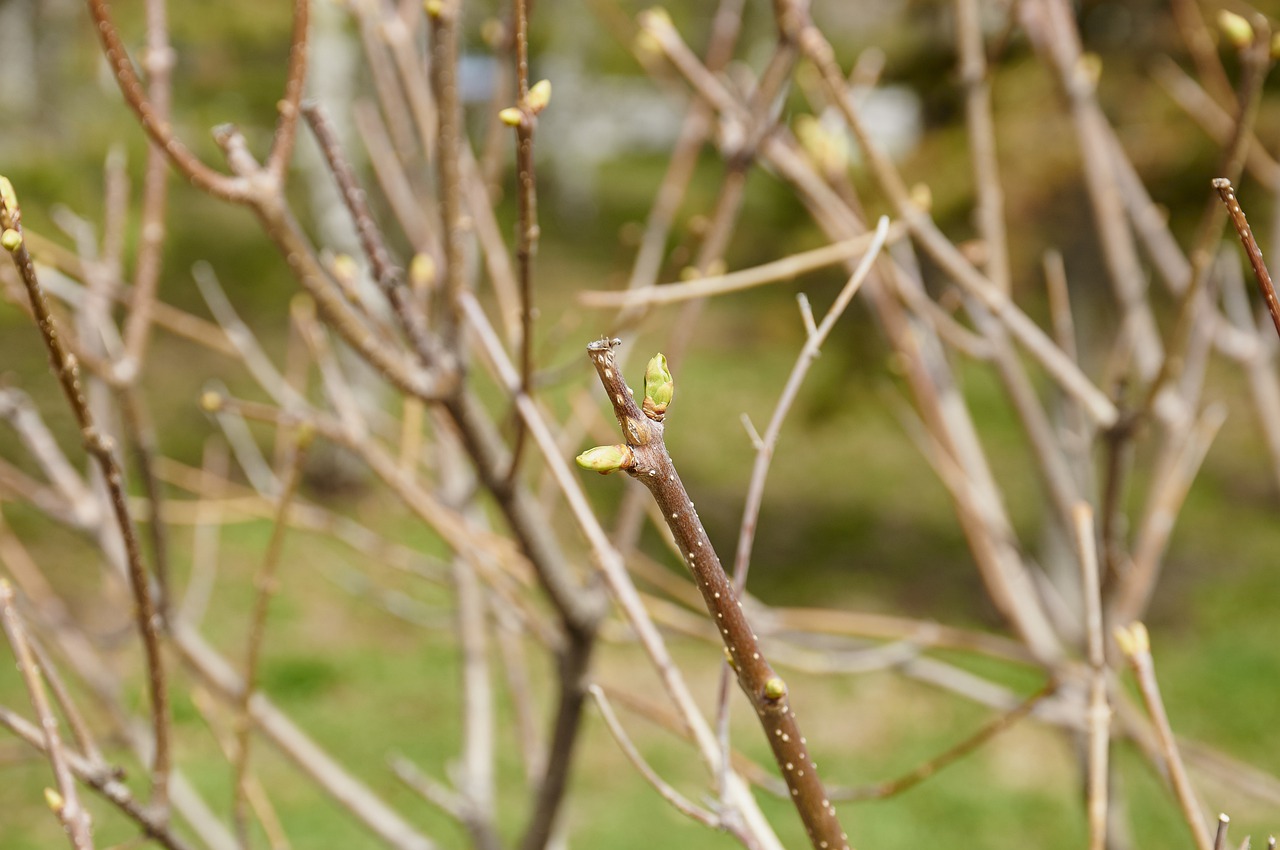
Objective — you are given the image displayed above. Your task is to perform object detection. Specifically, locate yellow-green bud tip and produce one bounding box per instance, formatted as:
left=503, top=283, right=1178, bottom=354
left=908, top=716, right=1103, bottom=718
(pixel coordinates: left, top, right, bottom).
left=0, top=176, right=16, bottom=214
left=200, top=391, right=224, bottom=413
left=763, top=677, right=787, bottom=701
left=332, top=253, right=359, bottom=281
left=499, top=107, right=523, bottom=127
left=295, top=421, right=318, bottom=449
left=1, top=229, right=22, bottom=252
left=424, top=0, right=444, bottom=18
left=1114, top=622, right=1150, bottom=657
left=409, top=253, right=437, bottom=290
left=44, top=788, right=65, bottom=813
left=643, top=353, right=674, bottom=420
left=575, top=444, right=633, bottom=474
left=1219, top=10, right=1253, bottom=49
left=640, top=7, right=672, bottom=30
left=527, top=79, right=552, bottom=114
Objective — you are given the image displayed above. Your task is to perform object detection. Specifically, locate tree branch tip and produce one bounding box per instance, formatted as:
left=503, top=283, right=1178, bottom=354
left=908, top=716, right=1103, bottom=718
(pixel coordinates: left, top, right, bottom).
left=638, top=7, right=673, bottom=31
left=409, top=254, right=437, bottom=291
left=43, top=787, right=65, bottom=814
left=1219, top=10, right=1254, bottom=50
left=200, top=391, right=225, bottom=413
left=424, top=0, right=445, bottom=20
left=909, top=182, right=933, bottom=213
left=643, top=353, right=673, bottom=420
left=527, top=79, right=552, bottom=114
left=586, top=337, right=621, bottom=353
left=1114, top=622, right=1150, bottom=657
left=1212, top=177, right=1234, bottom=191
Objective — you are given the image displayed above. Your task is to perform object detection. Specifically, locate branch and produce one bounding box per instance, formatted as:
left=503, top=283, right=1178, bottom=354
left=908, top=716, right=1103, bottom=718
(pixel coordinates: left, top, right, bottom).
left=0, top=582, right=94, bottom=849
left=579, top=339, right=850, bottom=850
left=1, top=177, right=173, bottom=816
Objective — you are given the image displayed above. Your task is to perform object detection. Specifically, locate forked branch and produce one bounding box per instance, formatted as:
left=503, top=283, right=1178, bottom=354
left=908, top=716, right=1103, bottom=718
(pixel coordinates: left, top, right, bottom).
left=579, top=339, right=849, bottom=850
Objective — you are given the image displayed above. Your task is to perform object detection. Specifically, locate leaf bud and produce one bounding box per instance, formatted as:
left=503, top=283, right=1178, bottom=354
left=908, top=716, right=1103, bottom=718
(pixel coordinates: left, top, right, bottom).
left=1218, top=10, right=1253, bottom=50
left=575, top=444, right=633, bottom=474
left=643, top=353, right=674, bottom=420
left=527, top=79, right=552, bottom=114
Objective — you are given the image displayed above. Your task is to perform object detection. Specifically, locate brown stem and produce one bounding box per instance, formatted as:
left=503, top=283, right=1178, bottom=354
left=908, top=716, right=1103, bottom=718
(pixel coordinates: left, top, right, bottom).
left=233, top=435, right=310, bottom=848
left=266, top=0, right=310, bottom=183
left=85, top=0, right=249, bottom=202
left=428, top=0, right=466, bottom=358
left=585, top=339, right=849, bottom=850
left=0, top=705, right=196, bottom=850
left=119, top=0, right=174, bottom=374
left=1215, top=178, right=1280, bottom=342
left=301, top=101, right=447, bottom=373
left=1, top=183, right=173, bottom=816
left=0, top=583, right=94, bottom=849
left=505, top=0, right=541, bottom=490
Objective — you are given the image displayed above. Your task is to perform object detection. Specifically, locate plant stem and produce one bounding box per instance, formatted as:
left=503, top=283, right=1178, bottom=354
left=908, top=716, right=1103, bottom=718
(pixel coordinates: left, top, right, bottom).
left=585, top=338, right=850, bottom=850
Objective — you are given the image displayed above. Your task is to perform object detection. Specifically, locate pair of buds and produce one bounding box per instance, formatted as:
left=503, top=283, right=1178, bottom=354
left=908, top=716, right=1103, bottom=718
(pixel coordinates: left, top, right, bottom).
left=576, top=353, right=673, bottom=475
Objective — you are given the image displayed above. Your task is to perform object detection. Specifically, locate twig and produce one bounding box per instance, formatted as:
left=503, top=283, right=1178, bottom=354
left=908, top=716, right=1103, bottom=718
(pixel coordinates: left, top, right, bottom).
left=118, top=0, right=175, bottom=375
left=427, top=0, right=466, bottom=358
left=266, top=0, right=310, bottom=184
left=0, top=582, right=94, bottom=849
left=85, top=0, right=249, bottom=202
left=1, top=177, right=172, bottom=815
left=1215, top=178, right=1280, bottom=342
left=732, top=216, right=890, bottom=588
left=173, top=625, right=439, bottom=850
left=828, top=683, right=1052, bottom=801
left=301, top=102, right=443, bottom=371
left=588, top=685, right=723, bottom=830
left=581, top=224, right=907, bottom=308
left=1115, top=623, right=1212, bottom=850
left=233, top=432, right=311, bottom=848
left=1073, top=504, right=1109, bottom=850
left=504, top=0, right=545, bottom=489
left=0, top=705, right=195, bottom=850
left=580, top=339, right=849, bottom=850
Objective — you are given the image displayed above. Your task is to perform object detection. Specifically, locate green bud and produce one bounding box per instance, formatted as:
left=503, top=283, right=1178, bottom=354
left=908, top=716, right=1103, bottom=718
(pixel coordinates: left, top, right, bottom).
left=526, top=79, right=552, bottom=114
left=1219, top=10, right=1253, bottom=50
left=575, top=444, right=633, bottom=475
left=643, top=352, right=673, bottom=420
left=200, top=391, right=224, bottom=413
left=763, top=676, right=788, bottom=701
left=1, top=229, right=22, bottom=252
left=0, top=176, right=16, bottom=224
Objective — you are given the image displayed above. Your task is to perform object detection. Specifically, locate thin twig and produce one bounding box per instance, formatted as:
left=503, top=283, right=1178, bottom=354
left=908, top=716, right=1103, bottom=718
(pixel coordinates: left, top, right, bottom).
left=233, top=432, right=311, bottom=848
left=266, top=0, right=310, bottom=184
left=582, top=339, right=849, bottom=850
left=0, top=582, right=95, bottom=849
left=588, top=685, right=723, bottom=829
left=85, top=0, right=249, bottom=202
left=1115, top=623, right=1212, bottom=850
left=1215, top=178, right=1280, bottom=342
left=1073, top=504, right=1109, bottom=850
left=1, top=177, right=173, bottom=815
left=505, top=0, right=543, bottom=490
left=732, top=216, right=890, bottom=588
